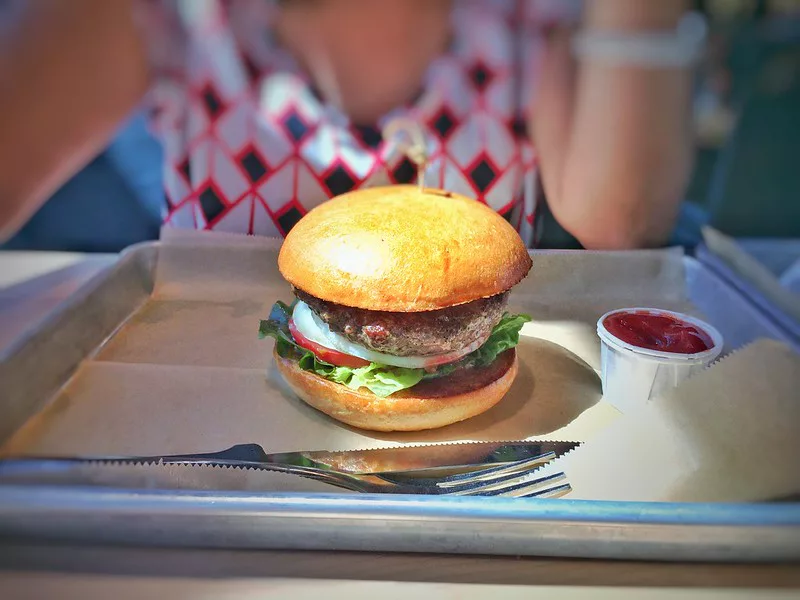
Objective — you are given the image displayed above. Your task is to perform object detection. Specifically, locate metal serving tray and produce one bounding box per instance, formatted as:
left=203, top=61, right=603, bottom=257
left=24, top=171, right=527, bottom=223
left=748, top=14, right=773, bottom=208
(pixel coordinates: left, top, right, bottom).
left=0, top=242, right=798, bottom=562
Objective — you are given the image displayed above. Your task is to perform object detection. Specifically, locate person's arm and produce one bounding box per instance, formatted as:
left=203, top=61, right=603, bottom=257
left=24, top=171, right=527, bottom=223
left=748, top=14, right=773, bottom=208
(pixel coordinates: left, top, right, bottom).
left=0, top=0, right=149, bottom=241
left=531, top=1, right=694, bottom=249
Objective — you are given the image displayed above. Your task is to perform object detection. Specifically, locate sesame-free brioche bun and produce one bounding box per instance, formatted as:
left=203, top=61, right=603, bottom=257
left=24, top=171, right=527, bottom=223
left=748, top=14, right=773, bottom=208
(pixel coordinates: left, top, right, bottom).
left=274, top=346, right=518, bottom=432
left=278, top=185, right=532, bottom=312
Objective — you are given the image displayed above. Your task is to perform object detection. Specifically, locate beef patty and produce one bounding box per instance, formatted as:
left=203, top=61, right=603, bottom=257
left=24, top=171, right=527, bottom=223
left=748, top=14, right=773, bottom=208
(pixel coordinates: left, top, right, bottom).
left=293, top=288, right=508, bottom=357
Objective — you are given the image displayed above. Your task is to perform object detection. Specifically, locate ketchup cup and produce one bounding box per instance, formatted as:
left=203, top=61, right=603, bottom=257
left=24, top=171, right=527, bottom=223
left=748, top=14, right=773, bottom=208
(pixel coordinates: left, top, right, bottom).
left=596, top=308, right=724, bottom=413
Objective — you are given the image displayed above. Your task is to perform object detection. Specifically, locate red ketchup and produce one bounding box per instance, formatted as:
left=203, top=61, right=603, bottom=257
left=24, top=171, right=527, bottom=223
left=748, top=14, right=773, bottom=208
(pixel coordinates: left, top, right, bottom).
left=603, top=311, right=714, bottom=354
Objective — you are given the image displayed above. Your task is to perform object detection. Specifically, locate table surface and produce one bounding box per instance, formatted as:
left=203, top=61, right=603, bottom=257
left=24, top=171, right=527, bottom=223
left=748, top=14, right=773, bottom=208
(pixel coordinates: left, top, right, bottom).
left=1, top=251, right=798, bottom=598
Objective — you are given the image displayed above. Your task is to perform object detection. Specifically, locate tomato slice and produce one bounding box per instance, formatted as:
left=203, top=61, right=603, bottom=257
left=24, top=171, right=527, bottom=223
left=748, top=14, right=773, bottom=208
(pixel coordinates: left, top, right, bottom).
left=289, top=319, right=371, bottom=368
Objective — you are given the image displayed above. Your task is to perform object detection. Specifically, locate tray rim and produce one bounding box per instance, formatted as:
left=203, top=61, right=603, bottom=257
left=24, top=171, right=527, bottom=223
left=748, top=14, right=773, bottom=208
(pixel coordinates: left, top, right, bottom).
left=696, top=242, right=800, bottom=343
left=2, top=485, right=799, bottom=525
left=1, top=485, right=798, bottom=562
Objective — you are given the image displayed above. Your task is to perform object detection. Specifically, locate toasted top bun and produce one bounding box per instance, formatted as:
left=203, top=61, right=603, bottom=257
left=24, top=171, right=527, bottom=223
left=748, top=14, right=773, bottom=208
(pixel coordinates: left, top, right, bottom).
left=278, top=185, right=532, bottom=312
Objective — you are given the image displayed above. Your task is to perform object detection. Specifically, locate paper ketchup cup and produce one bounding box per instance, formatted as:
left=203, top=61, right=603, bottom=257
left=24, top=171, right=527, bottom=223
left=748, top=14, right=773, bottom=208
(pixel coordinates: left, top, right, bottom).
left=596, top=308, right=723, bottom=413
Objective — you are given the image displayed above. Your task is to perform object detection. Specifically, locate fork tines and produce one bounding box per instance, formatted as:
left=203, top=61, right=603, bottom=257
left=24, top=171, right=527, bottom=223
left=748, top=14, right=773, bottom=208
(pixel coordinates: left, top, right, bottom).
left=380, top=453, right=571, bottom=498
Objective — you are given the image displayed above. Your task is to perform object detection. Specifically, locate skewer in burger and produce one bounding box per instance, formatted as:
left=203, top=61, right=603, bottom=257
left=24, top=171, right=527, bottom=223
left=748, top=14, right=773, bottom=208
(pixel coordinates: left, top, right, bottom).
left=259, top=185, right=532, bottom=431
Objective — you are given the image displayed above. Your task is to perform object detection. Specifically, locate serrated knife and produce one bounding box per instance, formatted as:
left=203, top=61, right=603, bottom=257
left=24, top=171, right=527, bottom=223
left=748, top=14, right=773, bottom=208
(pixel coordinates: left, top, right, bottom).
left=0, top=441, right=579, bottom=476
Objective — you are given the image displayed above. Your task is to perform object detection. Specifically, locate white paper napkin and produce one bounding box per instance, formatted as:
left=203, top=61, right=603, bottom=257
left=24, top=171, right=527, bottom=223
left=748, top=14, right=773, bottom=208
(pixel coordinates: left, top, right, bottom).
left=534, top=339, right=800, bottom=502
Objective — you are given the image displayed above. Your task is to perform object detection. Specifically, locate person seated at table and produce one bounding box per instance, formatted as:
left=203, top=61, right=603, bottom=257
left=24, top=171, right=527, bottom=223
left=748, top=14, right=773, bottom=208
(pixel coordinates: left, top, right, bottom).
left=0, top=0, right=699, bottom=250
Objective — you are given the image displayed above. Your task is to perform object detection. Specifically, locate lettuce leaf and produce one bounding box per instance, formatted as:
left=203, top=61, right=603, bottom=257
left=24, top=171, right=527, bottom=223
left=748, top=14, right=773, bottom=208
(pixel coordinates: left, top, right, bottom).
left=258, top=302, right=530, bottom=398
left=259, top=301, right=423, bottom=397
left=470, top=313, right=531, bottom=366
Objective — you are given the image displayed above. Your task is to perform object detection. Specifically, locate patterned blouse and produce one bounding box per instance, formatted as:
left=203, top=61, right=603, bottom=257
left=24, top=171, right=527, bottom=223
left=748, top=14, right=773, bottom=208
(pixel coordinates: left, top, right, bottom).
left=137, top=0, right=578, bottom=246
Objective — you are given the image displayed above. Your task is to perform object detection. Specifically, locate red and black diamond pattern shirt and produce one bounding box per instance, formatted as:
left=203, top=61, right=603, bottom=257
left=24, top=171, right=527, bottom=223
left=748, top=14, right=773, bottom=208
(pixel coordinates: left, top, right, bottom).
left=137, top=0, right=578, bottom=246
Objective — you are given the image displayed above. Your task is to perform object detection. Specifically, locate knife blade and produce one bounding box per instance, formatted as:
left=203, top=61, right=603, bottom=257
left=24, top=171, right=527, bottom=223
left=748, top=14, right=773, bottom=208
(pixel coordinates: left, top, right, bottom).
left=0, top=441, right=579, bottom=476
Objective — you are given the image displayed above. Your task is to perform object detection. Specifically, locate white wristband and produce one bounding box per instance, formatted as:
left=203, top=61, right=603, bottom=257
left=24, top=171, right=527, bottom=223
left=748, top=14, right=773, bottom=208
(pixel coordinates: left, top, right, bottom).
left=572, top=12, right=708, bottom=68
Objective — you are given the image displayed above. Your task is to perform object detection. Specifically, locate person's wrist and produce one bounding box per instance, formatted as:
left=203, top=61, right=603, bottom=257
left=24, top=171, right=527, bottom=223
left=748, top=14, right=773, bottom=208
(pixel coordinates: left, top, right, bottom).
left=573, top=1, right=705, bottom=69
left=583, top=0, right=689, bottom=32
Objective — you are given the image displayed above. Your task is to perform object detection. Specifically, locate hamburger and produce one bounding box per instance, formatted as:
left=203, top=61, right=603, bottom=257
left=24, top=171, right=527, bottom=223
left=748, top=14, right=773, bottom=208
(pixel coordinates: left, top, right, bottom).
left=259, top=185, right=532, bottom=432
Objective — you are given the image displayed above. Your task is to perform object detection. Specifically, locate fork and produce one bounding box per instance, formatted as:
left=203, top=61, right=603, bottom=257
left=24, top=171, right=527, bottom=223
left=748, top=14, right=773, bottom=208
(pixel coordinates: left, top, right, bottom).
left=370, top=454, right=570, bottom=498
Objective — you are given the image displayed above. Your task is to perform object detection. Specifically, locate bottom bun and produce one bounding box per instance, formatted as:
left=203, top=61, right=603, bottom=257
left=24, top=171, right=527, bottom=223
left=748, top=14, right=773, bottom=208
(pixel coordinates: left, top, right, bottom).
left=273, top=348, right=518, bottom=432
